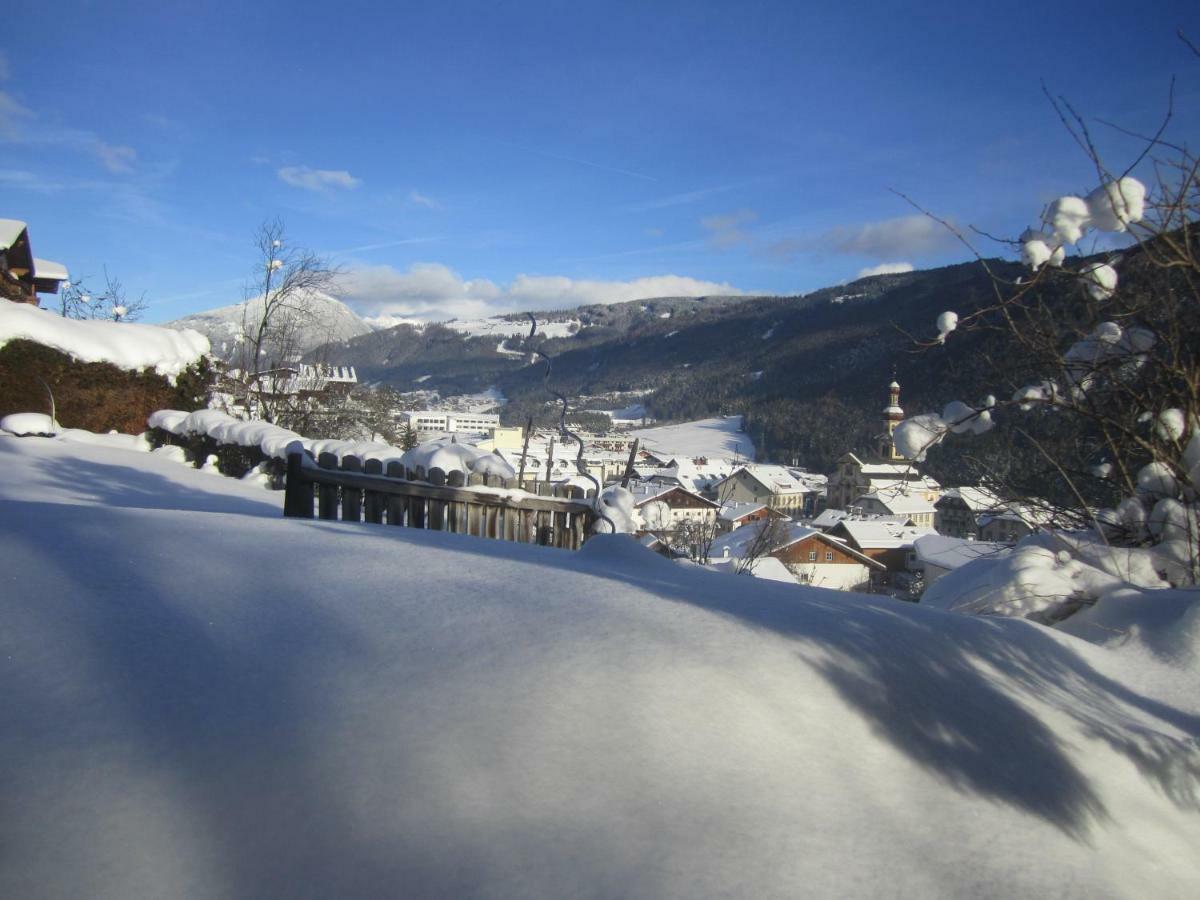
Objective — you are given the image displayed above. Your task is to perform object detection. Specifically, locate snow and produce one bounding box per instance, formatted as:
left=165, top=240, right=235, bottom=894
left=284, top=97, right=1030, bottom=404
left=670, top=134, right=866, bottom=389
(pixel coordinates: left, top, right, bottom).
left=1, top=434, right=1199, bottom=897
left=630, top=416, right=755, bottom=461
left=1, top=302, right=210, bottom=378
left=33, top=257, right=70, bottom=282
left=1, top=412, right=59, bottom=436
left=1086, top=177, right=1147, bottom=232
left=1044, top=196, right=1090, bottom=244
left=1080, top=261, right=1118, bottom=301
left=935, top=310, right=958, bottom=342
left=892, top=413, right=947, bottom=460
left=609, top=402, right=647, bottom=424
left=442, top=316, right=580, bottom=340
left=0, top=217, right=27, bottom=249
left=914, top=534, right=1010, bottom=571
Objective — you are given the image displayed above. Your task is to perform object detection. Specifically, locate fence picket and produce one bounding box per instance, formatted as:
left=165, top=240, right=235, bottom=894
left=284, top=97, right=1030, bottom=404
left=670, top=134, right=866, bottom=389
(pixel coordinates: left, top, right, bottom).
left=341, top=456, right=363, bottom=522
left=318, top=452, right=339, bottom=520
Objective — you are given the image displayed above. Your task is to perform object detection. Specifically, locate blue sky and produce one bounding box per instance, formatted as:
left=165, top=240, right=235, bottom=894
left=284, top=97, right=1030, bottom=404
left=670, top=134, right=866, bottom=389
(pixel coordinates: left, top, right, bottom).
left=4, top=0, right=1197, bottom=323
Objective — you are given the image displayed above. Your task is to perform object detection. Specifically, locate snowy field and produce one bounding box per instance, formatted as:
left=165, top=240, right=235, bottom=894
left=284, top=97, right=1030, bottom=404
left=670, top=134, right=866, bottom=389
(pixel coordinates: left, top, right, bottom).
left=2, top=433, right=1199, bottom=898
left=630, top=415, right=755, bottom=461
left=442, top=315, right=580, bottom=340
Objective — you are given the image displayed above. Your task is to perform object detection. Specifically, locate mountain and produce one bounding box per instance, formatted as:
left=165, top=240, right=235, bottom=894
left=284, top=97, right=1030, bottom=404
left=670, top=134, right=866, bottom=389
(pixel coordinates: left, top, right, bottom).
left=302, top=261, right=1025, bottom=472
left=165, top=259, right=1067, bottom=477
left=165, top=290, right=375, bottom=361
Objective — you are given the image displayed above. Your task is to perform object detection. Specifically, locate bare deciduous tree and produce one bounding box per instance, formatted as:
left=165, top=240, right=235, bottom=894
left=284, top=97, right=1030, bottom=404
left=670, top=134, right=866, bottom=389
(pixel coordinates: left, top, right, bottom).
left=56, top=267, right=147, bottom=322
left=896, top=50, right=1200, bottom=595
left=231, top=219, right=340, bottom=425
left=734, top=515, right=789, bottom=575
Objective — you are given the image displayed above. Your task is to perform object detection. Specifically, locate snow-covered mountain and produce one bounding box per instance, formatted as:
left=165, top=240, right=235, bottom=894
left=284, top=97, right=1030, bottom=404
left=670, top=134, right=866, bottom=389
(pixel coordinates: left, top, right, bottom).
left=165, top=290, right=376, bottom=361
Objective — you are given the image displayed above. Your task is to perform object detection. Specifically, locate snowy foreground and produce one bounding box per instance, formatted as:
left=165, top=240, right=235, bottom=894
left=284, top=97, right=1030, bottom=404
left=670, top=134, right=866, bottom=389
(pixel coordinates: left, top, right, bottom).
left=2, top=435, right=1199, bottom=898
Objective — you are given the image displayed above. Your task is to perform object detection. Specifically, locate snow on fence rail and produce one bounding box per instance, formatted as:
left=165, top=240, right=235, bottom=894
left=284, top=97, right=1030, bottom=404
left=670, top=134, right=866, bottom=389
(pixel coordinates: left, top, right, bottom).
left=283, top=451, right=598, bottom=550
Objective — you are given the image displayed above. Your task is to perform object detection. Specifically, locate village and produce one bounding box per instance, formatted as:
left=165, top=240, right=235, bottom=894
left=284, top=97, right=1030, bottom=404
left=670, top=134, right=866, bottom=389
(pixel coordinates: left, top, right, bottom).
left=384, top=377, right=1038, bottom=599
left=2, top=212, right=1047, bottom=599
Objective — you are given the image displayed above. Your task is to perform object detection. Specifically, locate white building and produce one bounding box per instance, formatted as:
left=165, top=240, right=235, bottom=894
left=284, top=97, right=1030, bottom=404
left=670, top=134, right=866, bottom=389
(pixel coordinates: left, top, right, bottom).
left=852, top=490, right=937, bottom=529
left=716, top=464, right=825, bottom=515
left=403, top=410, right=501, bottom=435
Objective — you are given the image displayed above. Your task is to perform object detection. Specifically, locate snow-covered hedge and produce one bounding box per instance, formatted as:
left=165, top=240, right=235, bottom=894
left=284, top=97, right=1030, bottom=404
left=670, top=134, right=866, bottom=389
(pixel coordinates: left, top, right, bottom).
left=149, top=408, right=518, bottom=482
left=0, top=302, right=209, bottom=379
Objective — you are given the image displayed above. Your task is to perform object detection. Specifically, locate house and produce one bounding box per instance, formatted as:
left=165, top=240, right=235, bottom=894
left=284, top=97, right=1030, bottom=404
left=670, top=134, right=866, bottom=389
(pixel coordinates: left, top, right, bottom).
left=769, top=525, right=886, bottom=591
left=852, top=490, right=937, bottom=529
left=714, top=522, right=883, bottom=590
left=978, top=506, right=1046, bottom=544
left=1, top=219, right=69, bottom=306
left=934, top=486, right=1004, bottom=538
left=716, top=464, right=824, bottom=516
left=826, top=518, right=935, bottom=590
left=630, top=482, right=720, bottom=532
left=648, top=457, right=735, bottom=499
left=717, top=501, right=784, bottom=533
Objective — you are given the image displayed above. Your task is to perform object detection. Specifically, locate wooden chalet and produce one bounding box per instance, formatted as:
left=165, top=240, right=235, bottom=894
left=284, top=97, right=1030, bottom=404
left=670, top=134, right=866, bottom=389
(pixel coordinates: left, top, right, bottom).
left=1, top=219, right=69, bottom=306
left=630, top=483, right=720, bottom=530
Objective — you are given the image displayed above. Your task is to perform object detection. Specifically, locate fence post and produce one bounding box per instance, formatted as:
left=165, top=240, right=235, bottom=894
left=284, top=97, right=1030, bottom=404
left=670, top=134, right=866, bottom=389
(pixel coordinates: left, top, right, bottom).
left=283, top=452, right=314, bottom=518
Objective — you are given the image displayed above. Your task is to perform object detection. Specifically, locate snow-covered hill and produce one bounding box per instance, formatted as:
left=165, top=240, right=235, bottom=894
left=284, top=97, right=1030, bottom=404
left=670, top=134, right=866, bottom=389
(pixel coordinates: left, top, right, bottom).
left=165, top=290, right=375, bottom=360
left=1, top=433, right=1198, bottom=898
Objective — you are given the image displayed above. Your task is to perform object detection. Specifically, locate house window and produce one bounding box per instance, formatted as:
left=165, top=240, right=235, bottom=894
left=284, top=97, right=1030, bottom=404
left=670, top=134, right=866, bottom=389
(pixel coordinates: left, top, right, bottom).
left=825, top=551, right=834, bottom=561
left=808, top=550, right=817, bottom=561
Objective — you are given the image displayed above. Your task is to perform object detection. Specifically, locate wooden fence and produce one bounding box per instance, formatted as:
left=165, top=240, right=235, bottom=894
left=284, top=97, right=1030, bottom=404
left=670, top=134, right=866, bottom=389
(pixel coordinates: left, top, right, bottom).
left=283, top=451, right=598, bottom=550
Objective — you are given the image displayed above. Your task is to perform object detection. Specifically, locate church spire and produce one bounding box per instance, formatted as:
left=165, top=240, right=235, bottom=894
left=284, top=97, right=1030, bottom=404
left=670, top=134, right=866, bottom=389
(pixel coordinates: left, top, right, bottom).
left=879, top=373, right=905, bottom=459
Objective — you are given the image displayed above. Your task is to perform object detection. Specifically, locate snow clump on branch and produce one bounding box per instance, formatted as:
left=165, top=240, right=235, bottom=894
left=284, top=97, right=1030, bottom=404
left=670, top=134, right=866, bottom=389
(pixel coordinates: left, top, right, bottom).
left=1080, top=262, right=1118, bottom=301
left=935, top=310, right=958, bottom=342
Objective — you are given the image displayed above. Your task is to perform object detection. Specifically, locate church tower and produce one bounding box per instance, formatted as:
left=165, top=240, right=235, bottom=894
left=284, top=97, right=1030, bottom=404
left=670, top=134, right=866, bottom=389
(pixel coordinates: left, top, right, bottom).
left=878, top=378, right=905, bottom=460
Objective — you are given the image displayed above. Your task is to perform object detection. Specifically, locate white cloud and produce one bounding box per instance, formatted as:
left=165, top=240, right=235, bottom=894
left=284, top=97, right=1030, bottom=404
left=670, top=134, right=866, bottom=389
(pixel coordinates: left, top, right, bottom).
left=338, top=263, right=742, bottom=320
left=409, top=190, right=441, bottom=210
left=768, top=214, right=957, bottom=261
left=825, top=214, right=954, bottom=256
left=94, top=141, right=137, bottom=174
left=278, top=166, right=361, bottom=192
left=701, top=208, right=757, bottom=249
left=856, top=261, right=914, bottom=278
left=0, top=90, right=31, bottom=139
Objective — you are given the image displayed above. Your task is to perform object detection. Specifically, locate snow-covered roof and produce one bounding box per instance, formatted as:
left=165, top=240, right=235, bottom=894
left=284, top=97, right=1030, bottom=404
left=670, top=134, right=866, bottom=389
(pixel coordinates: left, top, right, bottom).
left=0, top=218, right=27, bottom=251
left=857, top=461, right=912, bottom=476
left=811, top=508, right=851, bottom=529
left=978, top=504, right=1054, bottom=529
left=913, top=535, right=1011, bottom=570
left=719, top=500, right=768, bottom=522
left=854, top=492, right=936, bottom=516
left=728, top=464, right=822, bottom=496
left=706, top=556, right=800, bottom=584
left=32, top=257, right=69, bottom=282
left=939, top=486, right=1004, bottom=512
left=834, top=519, right=935, bottom=550
left=629, top=481, right=717, bottom=508
left=1, top=301, right=209, bottom=378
